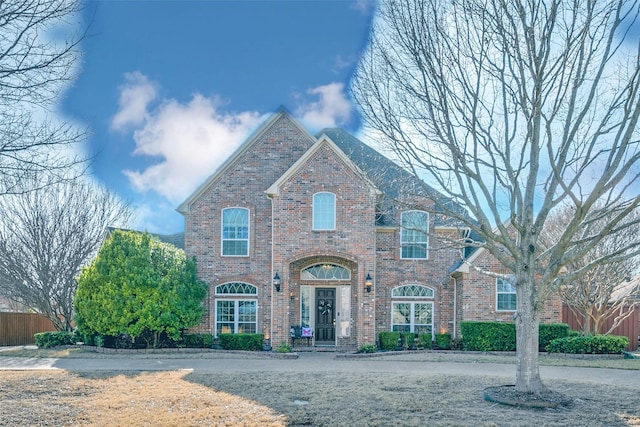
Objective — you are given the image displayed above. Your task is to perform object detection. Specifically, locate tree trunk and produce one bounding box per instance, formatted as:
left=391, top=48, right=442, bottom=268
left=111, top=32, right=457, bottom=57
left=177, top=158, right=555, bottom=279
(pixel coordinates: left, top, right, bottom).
left=515, top=273, right=547, bottom=393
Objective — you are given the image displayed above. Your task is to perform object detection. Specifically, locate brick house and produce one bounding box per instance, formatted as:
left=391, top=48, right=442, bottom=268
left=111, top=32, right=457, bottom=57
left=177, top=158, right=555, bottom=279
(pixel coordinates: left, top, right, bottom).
left=177, top=109, right=561, bottom=350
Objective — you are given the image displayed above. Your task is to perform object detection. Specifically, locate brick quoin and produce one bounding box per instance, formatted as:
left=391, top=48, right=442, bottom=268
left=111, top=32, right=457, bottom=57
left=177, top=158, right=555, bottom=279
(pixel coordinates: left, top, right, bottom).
left=179, top=110, right=563, bottom=350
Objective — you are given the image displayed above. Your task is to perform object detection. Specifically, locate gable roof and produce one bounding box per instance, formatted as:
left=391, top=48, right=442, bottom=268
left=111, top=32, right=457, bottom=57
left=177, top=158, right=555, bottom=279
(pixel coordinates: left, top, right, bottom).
left=177, top=107, right=315, bottom=214
left=265, top=133, right=382, bottom=197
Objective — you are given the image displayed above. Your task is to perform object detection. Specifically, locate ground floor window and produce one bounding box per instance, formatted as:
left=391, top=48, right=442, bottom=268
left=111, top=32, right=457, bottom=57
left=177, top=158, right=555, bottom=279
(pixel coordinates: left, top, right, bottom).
left=215, top=300, right=257, bottom=335
left=392, top=302, right=433, bottom=335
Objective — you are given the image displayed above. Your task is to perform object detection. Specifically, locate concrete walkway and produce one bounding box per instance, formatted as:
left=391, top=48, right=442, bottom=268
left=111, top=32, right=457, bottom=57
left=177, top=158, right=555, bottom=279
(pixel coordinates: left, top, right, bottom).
left=1, top=350, right=638, bottom=388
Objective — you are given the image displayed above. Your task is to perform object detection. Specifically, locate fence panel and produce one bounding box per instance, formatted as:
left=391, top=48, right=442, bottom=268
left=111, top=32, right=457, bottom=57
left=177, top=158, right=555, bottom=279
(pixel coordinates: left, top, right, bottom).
left=562, top=304, right=639, bottom=351
left=0, top=313, right=56, bottom=346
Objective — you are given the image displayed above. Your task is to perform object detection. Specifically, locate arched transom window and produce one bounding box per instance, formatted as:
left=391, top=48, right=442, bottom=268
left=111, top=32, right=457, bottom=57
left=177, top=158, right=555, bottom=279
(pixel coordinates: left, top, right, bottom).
left=214, top=282, right=257, bottom=337
left=392, top=284, right=434, bottom=298
left=301, top=264, right=351, bottom=281
left=215, top=282, right=257, bottom=295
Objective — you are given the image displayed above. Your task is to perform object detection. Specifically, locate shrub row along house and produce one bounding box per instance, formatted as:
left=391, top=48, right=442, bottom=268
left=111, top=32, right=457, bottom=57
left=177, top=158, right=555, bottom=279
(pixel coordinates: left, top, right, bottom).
left=177, top=109, right=561, bottom=350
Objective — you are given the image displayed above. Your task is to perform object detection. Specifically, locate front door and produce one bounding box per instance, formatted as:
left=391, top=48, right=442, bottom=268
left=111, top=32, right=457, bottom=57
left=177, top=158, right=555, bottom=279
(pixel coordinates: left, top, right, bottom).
left=315, top=288, right=335, bottom=343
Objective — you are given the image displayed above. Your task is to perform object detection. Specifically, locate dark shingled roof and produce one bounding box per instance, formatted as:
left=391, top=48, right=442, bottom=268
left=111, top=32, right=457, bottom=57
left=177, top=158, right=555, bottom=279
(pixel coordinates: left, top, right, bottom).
left=318, top=128, right=469, bottom=227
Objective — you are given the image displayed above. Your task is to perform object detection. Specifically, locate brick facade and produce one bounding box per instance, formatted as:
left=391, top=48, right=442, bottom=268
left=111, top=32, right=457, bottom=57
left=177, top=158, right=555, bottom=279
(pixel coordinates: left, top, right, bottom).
left=178, top=110, right=562, bottom=349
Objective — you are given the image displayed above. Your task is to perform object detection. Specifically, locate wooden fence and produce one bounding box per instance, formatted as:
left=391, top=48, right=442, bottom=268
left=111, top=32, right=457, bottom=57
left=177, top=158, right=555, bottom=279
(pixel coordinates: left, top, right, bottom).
left=562, top=304, right=639, bottom=351
left=0, top=312, right=56, bottom=346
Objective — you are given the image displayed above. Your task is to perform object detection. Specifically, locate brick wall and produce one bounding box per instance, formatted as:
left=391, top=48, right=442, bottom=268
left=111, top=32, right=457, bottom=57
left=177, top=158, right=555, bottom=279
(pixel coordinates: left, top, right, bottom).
left=183, top=114, right=315, bottom=336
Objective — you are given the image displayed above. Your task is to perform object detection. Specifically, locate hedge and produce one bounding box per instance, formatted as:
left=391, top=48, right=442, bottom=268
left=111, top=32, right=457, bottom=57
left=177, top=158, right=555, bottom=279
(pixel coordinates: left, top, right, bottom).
left=546, top=335, right=629, bottom=354
left=460, top=321, right=570, bottom=351
left=379, top=331, right=401, bottom=350
left=34, top=331, right=76, bottom=348
left=217, top=333, right=264, bottom=351
left=180, top=333, right=213, bottom=348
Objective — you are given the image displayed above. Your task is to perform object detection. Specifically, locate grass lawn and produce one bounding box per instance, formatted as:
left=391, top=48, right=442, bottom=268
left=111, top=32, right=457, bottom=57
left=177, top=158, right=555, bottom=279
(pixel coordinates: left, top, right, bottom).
left=1, top=348, right=639, bottom=426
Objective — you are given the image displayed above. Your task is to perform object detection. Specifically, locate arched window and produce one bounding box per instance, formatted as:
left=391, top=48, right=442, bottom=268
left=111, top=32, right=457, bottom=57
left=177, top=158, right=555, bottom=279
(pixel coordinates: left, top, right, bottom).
left=221, top=207, right=249, bottom=256
left=313, top=192, right=336, bottom=230
left=401, top=210, right=428, bottom=259
left=392, top=284, right=434, bottom=298
left=301, top=263, right=351, bottom=280
left=391, top=284, right=433, bottom=336
left=214, top=282, right=257, bottom=336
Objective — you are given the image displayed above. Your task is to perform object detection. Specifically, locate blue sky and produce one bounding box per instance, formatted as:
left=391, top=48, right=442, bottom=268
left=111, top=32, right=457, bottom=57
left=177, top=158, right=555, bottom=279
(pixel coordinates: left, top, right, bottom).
left=62, top=1, right=376, bottom=234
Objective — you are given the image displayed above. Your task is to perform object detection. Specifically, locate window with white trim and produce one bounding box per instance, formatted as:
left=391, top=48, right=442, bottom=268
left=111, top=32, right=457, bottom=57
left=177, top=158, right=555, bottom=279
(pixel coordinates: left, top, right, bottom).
left=313, top=192, right=336, bottom=230
left=214, top=282, right=257, bottom=335
left=401, top=210, right=428, bottom=259
left=221, top=207, right=249, bottom=256
left=496, top=276, right=516, bottom=311
left=391, top=284, right=434, bottom=335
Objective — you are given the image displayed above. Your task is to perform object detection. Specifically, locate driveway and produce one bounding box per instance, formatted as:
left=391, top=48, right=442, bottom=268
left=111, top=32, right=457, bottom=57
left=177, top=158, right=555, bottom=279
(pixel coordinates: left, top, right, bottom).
left=1, top=350, right=638, bottom=387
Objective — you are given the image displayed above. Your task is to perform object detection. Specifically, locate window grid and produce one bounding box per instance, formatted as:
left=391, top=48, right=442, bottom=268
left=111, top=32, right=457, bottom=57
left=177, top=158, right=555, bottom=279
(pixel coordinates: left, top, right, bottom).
left=391, top=301, right=433, bottom=336
left=301, top=264, right=350, bottom=280
left=401, top=211, right=428, bottom=259
left=392, top=284, right=435, bottom=298
left=215, top=299, right=257, bottom=336
left=496, top=277, right=517, bottom=311
left=215, top=282, right=257, bottom=295
left=313, top=192, right=336, bottom=230
left=222, top=208, right=249, bottom=256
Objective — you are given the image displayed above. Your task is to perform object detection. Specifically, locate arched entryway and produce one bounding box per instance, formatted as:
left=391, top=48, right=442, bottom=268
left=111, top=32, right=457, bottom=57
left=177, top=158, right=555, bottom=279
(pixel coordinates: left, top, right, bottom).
left=287, top=256, right=359, bottom=348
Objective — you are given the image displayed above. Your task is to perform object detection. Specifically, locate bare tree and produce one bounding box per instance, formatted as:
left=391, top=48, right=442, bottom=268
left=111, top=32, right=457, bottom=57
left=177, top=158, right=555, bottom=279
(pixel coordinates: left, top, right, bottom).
left=352, top=0, right=640, bottom=394
left=0, top=180, right=131, bottom=330
left=541, top=206, right=640, bottom=335
left=0, top=0, right=86, bottom=195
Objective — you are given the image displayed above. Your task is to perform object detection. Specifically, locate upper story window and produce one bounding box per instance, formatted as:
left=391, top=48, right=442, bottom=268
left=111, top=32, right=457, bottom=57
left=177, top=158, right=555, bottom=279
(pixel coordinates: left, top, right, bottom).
left=221, top=207, right=249, bottom=256
left=313, top=192, right=336, bottom=230
left=401, top=210, right=428, bottom=259
left=496, top=276, right=516, bottom=311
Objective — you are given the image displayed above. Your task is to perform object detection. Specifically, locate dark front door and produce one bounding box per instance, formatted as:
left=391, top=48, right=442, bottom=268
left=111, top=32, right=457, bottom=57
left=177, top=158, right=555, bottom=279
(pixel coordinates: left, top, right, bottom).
left=315, top=288, right=335, bottom=343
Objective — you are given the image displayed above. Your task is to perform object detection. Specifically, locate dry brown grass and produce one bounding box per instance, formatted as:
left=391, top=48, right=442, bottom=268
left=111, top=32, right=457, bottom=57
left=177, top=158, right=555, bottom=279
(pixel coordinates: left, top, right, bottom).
left=1, top=367, right=639, bottom=426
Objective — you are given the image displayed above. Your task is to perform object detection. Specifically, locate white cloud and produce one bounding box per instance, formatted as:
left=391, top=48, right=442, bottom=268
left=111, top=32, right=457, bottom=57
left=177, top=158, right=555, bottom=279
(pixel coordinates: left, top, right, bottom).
left=296, top=82, right=353, bottom=130
left=111, top=71, right=158, bottom=131
left=113, top=75, right=265, bottom=203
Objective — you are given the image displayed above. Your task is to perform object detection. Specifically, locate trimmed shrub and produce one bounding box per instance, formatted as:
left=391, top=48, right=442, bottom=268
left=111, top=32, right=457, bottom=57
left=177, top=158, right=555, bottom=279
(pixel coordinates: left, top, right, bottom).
left=357, top=343, right=378, bottom=353
left=460, top=321, right=572, bottom=352
left=434, top=333, right=451, bottom=350
left=400, top=332, right=416, bottom=349
left=180, top=333, right=213, bottom=348
left=460, top=322, right=516, bottom=351
left=546, top=335, right=629, bottom=354
left=34, top=331, right=76, bottom=348
left=417, top=333, right=433, bottom=350
left=379, top=331, right=401, bottom=350
left=539, top=323, right=570, bottom=351
left=217, top=333, right=264, bottom=351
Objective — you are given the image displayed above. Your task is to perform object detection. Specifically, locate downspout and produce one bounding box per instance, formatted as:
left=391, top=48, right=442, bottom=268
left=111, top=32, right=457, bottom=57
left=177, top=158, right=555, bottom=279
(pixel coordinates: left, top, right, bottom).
left=452, top=276, right=457, bottom=339
left=267, top=193, right=275, bottom=348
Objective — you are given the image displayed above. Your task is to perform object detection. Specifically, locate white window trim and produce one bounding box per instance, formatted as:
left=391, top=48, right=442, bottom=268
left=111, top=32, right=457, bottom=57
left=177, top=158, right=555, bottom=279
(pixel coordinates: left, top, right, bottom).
left=221, top=207, right=250, bottom=257
left=400, top=210, right=429, bottom=260
left=312, top=192, right=336, bottom=231
left=214, top=298, right=258, bottom=337
left=390, top=301, right=434, bottom=337
left=496, top=277, right=517, bottom=312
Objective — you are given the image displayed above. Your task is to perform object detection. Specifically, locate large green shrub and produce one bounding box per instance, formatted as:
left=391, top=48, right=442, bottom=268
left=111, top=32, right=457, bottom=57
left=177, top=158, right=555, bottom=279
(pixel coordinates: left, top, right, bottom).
left=417, top=333, right=433, bottom=350
left=34, top=331, right=76, bottom=348
left=379, top=331, right=401, bottom=350
left=460, top=322, right=516, bottom=351
left=218, top=333, right=264, bottom=351
left=74, top=230, right=208, bottom=349
left=546, top=335, right=629, bottom=354
left=538, top=323, right=570, bottom=351
left=460, top=321, right=571, bottom=351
